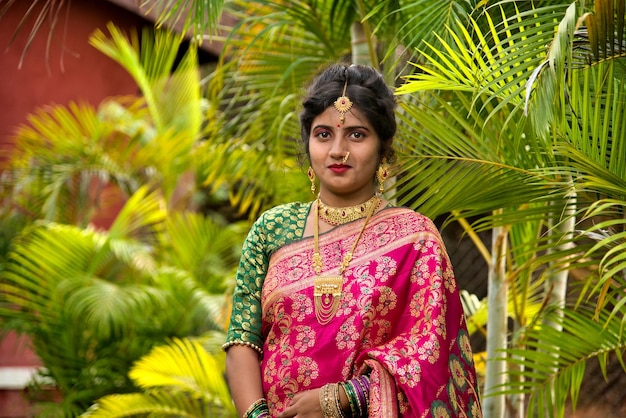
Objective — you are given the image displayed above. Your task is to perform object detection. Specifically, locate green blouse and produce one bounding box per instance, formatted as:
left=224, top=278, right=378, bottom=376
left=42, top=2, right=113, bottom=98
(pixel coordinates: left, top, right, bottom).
left=223, top=201, right=312, bottom=354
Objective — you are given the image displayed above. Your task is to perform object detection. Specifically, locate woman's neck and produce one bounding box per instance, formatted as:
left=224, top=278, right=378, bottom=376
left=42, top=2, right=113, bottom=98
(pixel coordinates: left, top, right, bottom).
left=317, top=188, right=377, bottom=208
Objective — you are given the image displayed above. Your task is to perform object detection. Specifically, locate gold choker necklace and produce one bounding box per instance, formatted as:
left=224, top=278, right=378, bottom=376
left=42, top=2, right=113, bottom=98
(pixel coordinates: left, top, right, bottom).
left=313, top=196, right=380, bottom=324
left=317, top=195, right=380, bottom=226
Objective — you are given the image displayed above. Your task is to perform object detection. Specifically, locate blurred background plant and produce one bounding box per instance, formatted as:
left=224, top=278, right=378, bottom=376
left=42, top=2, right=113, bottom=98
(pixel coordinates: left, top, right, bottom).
left=1, top=0, right=625, bottom=417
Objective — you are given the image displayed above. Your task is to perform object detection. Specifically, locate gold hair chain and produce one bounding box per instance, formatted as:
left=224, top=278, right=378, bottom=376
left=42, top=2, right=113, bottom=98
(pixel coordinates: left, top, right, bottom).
left=333, top=81, right=353, bottom=125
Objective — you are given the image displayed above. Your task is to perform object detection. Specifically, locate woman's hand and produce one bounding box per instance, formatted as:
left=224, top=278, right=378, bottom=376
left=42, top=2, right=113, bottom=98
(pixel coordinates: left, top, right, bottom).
left=277, top=388, right=323, bottom=418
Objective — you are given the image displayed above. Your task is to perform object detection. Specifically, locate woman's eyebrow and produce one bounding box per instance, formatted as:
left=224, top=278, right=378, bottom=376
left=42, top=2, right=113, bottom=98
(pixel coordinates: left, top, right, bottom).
left=312, top=124, right=370, bottom=130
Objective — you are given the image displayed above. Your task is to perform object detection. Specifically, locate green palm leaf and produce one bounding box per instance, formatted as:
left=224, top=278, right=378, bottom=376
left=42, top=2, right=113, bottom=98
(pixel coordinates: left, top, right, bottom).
left=394, top=94, right=554, bottom=219
left=83, top=338, right=236, bottom=417
left=150, top=0, right=225, bottom=42
left=501, top=302, right=626, bottom=418
left=0, top=187, right=228, bottom=414
left=90, top=23, right=202, bottom=135
left=6, top=101, right=133, bottom=225
left=161, top=211, right=246, bottom=291
left=198, top=0, right=350, bottom=216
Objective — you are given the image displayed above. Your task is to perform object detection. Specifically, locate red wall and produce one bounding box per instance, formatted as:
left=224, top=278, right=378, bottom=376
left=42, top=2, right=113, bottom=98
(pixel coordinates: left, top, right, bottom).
left=0, top=1, right=146, bottom=416
left=0, top=0, right=144, bottom=160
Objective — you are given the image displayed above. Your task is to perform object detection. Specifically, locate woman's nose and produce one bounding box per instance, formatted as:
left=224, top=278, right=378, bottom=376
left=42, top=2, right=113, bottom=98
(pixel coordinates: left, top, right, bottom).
left=329, top=139, right=347, bottom=159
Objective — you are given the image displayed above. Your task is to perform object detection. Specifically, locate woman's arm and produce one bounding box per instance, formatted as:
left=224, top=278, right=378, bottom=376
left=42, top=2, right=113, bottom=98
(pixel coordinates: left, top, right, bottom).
left=226, top=345, right=265, bottom=417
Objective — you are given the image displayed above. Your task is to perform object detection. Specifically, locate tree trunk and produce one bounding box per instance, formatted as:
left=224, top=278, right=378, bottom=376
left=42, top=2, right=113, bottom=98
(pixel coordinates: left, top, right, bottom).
left=545, top=184, right=576, bottom=323
left=350, top=21, right=370, bottom=65
left=483, top=222, right=508, bottom=418
left=540, top=185, right=576, bottom=416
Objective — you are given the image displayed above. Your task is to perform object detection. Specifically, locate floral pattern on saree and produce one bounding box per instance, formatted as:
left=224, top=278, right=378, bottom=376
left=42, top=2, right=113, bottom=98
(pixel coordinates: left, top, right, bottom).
left=225, top=203, right=482, bottom=417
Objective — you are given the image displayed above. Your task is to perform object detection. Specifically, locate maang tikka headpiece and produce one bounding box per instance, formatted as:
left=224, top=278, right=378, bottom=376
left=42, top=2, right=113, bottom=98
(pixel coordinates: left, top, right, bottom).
left=333, top=73, right=353, bottom=125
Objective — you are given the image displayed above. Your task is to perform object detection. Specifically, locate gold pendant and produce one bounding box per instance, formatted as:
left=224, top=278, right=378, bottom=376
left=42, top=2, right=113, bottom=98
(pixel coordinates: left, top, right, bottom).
left=314, top=276, right=343, bottom=325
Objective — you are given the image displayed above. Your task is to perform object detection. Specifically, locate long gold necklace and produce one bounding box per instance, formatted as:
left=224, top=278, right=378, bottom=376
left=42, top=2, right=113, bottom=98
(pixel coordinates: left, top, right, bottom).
left=317, top=194, right=380, bottom=226
left=313, top=196, right=380, bottom=324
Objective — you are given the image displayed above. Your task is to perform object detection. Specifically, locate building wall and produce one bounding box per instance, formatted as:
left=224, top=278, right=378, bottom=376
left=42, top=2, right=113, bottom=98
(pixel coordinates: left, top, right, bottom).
left=0, top=1, right=147, bottom=416
left=0, top=0, right=143, bottom=161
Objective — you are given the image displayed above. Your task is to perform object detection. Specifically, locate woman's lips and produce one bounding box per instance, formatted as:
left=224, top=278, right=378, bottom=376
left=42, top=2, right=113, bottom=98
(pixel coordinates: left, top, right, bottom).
left=329, top=164, right=350, bottom=174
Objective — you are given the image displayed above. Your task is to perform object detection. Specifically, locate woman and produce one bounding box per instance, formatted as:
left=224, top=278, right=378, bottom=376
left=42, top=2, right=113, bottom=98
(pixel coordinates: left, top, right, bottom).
left=223, top=64, right=482, bottom=418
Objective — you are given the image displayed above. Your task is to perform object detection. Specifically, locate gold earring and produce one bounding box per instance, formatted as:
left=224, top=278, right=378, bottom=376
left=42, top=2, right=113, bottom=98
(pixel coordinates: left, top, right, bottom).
left=308, top=167, right=317, bottom=194
left=376, top=163, right=388, bottom=194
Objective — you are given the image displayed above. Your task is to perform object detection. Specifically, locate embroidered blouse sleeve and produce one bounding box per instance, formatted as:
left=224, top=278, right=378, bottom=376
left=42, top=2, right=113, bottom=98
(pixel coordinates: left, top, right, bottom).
left=222, top=213, right=269, bottom=355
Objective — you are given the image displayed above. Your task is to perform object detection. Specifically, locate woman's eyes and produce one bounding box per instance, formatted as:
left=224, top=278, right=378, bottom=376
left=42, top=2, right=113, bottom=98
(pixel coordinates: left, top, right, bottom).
left=351, top=131, right=364, bottom=140
left=317, top=131, right=331, bottom=139
left=314, top=130, right=365, bottom=140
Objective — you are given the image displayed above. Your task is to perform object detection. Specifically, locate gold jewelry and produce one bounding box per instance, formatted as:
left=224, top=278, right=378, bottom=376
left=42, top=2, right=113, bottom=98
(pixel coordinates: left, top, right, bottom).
left=333, top=81, right=353, bottom=125
left=320, top=383, right=334, bottom=417
left=319, top=383, right=345, bottom=418
left=376, top=163, right=388, bottom=194
left=308, top=167, right=317, bottom=194
left=341, top=152, right=350, bottom=164
left=333, top=383, right=347, bottom=417
left=313, top=196, right=379, bottom=324
left=317, top=195, right=379, bottom=226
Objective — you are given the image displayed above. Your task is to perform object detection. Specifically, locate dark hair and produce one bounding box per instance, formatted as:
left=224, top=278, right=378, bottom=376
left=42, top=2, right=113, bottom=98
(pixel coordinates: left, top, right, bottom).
left=300, top=64, right=397, bottom=164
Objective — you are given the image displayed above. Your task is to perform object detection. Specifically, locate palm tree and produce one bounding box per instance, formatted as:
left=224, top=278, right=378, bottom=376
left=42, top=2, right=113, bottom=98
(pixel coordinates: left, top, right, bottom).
left=0, top=25, right=247, bottom=416
left=198, top=0, right=481, bottom=216
left=395, top=1, right=626, bottom=417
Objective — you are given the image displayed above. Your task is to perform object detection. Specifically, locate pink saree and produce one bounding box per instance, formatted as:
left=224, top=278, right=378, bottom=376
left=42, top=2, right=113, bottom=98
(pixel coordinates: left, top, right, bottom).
left=260, top=207, right=482, bottom=417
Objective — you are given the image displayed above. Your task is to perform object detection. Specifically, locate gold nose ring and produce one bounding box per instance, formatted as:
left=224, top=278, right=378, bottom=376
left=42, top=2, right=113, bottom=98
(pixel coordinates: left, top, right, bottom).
left=342, top=152, right=350, bottom=163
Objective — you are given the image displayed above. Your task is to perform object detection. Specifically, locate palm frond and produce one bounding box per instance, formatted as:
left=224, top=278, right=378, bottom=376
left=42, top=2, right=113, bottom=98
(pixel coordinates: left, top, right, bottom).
left=526, top=0, right=626, bottom=136
left=7, top=102, right=120, bottom=224
left=197, top=0, right=353, bottom=216
left=130, top=338, right=231, bottom=405
left=108, top=186, right=166, bottom=243
left=89, top=24, right=203, bottom=201
left=160, top=211, right=246, bottom=291
left=0, top=185, right=227, bottom=414
left=393, top=93, right=556, bottom=220
left=1, top=222, right=99, bottom=323
left=2, top=94, right=201, bottom=225
left=501, top=302, right=626, bottom=418
left=0, top=0, right=69, bottom=70
left=150, top=0, right=226, bottom=43
left=90, top=23, right=186, bottom=133
left=82, top=391, right=232, bottom=418
left=83, top=338, right=236, bottom=417
left=373, top=0, right=474, bottom=71
left=398, top=3, right=571, bottom=127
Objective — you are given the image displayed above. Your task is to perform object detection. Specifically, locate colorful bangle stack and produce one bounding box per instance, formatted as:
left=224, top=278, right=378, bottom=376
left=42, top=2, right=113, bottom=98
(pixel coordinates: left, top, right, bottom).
left=243, top=397, right=269, bottom=418
left=339, top=375, right=370, bottom=417
left=319, top=383, right=347, bottom=417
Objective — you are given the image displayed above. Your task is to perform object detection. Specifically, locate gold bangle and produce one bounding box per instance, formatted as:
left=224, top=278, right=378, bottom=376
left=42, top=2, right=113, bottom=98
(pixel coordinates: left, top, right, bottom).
left=334, top=382, right=347, bottom=418
left=319, top=383, right=347, bottom=418
left=319, top=384, right=333, bottom=417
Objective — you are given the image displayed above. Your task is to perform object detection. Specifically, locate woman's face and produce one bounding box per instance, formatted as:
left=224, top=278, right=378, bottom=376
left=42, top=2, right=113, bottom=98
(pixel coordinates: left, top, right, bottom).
left=309, top=105, right=380, bottom=206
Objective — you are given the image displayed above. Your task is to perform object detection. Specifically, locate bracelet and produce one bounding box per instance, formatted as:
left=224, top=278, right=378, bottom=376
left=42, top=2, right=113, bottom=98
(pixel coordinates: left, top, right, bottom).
left=341, top=375, right=370, bottom=417
left=319, top=383, right=346, bottom=417
left=333, top=382, right=347, bottom=418
left=320, top=384, right=334, bottom=417
left=354, top=375, right=370, bottom=413
left=341, top=381, right=361, bottom=417
left=243, top=397, right=269, bottom=418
